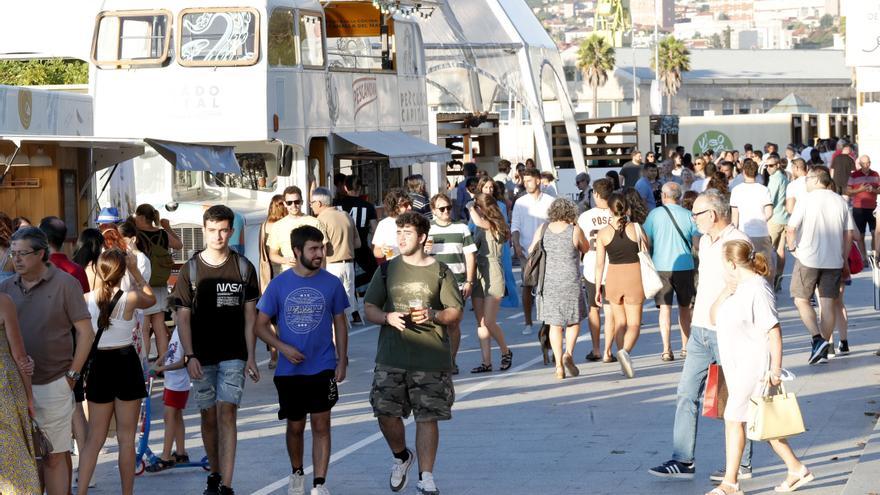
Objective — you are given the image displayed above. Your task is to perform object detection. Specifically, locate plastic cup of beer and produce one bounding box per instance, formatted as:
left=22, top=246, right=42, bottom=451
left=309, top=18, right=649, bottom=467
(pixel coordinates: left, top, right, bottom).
left=383, top=245, right=395, bottom=259
left=408, top=298, right=424, bottom=317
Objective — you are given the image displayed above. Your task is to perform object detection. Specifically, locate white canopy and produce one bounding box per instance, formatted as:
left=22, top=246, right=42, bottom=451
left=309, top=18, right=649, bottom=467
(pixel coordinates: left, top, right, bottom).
left=332, top=131, right=452, bottom=168
left=0, top=135, right=144, bottom=170
left=415, top=0, right=585, bottom=172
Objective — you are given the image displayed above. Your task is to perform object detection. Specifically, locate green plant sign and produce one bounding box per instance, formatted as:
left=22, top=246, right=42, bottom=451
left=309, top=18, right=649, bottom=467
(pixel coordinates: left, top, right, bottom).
left=693, top=130, right=734, bottom=155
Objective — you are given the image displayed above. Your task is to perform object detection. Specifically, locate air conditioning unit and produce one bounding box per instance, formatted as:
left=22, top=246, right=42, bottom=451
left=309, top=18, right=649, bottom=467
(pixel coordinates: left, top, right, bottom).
left=171, top=224, right=204, bottom=264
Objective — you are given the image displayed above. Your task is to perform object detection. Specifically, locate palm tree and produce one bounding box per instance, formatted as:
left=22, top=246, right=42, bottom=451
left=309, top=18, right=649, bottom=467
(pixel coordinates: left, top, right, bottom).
left=577, top=34, right=616, bottom=118
left=651, top=36, right=691, bottom=114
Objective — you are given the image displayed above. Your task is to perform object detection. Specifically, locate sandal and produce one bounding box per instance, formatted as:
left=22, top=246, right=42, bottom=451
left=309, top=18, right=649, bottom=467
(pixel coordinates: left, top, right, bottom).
left=602, top=355, right=618, bottom=363
left=774, top=465, right=814, bottom=492
left=499, top=350, right=513, bottom=371
left=706, top=481, right=742, bottom=495
left=562, top=353, right=580, bottom=377
left=145, top=458, right=175, bottom=473
left=661, top=351, right=675, bottom=362
left=584, top=351, right=601, bottom=362
left=172, top=452, right=190, bottom=464
left=470, top=363, right=492, bottom=374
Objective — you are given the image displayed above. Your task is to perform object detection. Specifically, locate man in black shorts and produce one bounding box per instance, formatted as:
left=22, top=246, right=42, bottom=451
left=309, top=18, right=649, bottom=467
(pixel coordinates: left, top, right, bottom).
left=642, top=182, right=701, bottom=361
left=256, top=226, right=350, bottom=495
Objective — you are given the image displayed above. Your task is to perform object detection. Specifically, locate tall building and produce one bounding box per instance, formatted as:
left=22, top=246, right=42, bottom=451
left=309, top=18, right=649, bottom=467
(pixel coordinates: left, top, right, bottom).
left=630, top=0, right=674, bottom=30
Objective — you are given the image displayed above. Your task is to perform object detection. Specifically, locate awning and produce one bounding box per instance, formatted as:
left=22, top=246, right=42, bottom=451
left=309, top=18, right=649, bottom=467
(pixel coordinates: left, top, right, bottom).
left=145, top=138, right=240, bottom=174
left=0, top=135, right=145, bottom=170
left=331, top=131, right=451, bottom=168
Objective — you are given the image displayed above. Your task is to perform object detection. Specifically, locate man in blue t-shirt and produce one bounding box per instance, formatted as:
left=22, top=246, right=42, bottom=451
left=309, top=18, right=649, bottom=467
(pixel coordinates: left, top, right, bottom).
left=643, top=182, right=700, bottom=362
left=255, top=225, right=349, bottom=495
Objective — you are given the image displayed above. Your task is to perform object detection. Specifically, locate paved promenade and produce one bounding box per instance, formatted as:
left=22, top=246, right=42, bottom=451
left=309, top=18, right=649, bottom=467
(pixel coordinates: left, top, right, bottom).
left=81, top=261, right=880, bottom=494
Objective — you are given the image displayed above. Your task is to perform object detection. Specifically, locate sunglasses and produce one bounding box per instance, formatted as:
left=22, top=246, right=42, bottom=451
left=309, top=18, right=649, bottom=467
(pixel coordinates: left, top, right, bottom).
left=285, top=200, right=303, bottom=206
left=436, top=206, right=452, bottom=213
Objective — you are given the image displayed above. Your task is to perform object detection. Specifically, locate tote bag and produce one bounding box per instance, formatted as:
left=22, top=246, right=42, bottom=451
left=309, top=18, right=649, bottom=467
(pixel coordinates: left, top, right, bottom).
left=634, top=224, right=663, bottom=299
left=746, top=380, right=805, bottom=441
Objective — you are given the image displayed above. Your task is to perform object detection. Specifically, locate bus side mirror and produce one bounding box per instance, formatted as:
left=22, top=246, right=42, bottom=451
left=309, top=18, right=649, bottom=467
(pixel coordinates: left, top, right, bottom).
left=279, top=145, right=293, bottom=177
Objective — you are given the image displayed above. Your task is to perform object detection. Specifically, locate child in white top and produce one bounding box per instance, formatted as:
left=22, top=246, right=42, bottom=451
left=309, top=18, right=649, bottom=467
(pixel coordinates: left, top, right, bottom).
left=147, top=328, right=192, bottom=471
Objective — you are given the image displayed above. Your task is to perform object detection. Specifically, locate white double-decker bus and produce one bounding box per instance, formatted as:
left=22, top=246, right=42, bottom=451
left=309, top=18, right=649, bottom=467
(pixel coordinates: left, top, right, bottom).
left=91, top=0, right=449, bottom=269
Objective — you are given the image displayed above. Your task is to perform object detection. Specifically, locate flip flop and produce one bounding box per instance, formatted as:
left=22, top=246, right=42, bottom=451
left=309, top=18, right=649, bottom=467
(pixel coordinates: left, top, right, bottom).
left=145, top=459, right=175, bottom=473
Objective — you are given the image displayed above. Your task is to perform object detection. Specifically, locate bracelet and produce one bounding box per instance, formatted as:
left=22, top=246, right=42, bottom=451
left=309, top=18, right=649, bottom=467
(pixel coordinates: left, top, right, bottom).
left=464, top=281, right=473, bottom=285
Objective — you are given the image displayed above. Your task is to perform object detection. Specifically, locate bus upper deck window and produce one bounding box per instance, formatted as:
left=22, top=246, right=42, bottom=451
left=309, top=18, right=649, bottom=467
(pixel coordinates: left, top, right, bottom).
left=92, top=10, right=172, bottom=68
left=268, top=8, right=296, bottom=67
left=178, top=8, right=260, bottom=67
left=298, top=14, right=325, bottom=68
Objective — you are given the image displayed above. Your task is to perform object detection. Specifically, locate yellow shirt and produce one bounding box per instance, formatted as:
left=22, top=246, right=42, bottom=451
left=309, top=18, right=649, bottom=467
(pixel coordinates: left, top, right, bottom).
left=267, top=214, right=325, bottom=271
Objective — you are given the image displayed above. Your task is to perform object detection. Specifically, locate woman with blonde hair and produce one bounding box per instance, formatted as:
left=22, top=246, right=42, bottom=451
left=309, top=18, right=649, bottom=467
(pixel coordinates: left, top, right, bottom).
left=468, top=193, right=514, bottom=372
left=595, top=193, right=646, bottom=378
left=259, top=194, right=286, bottom=368
left=76, top=249, right=156, bottom=495
left=530, top=197, right=588, bottom=379
left=707, top=240, right=813, bottom=495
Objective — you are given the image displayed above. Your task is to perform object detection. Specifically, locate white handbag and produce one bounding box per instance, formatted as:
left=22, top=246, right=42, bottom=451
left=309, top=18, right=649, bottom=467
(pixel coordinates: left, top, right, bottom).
left=635, top=224, right=663, bottom=298
left=746, top=378, right=805, bottom=441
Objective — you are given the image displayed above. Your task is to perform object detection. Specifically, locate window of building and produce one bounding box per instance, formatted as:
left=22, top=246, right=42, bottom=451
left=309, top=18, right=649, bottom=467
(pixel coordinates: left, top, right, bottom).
left=722, top=100, right=735, bottom=115
left=831, top=97, right=855, bottom=114
left=618, top=99, right=633, bottom=117
left=761, top=98, right=777, bottom=113
left=178, top=8, right=260, bottom=66
left=690, top=99, right=709, bottom=116
left=324, top=3, right=390, bottom=70
left=268, top=8, right=296, bottom=67
left=92, top=10, right=171, bottom=68
left=597, top=101, right=614, bottom=118
left=738, top=100, right=751, bottom=114
left=299, top=13, right=325, bottom=67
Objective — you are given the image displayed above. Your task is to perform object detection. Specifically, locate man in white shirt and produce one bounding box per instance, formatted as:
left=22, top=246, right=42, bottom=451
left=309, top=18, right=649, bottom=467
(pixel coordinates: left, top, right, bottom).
left=511, top=168, right=555, bottom=335
left=576, top=178, right=617, bottom=362
left=730, top=159, right=775, bottom=281
left=493, top=159, right=515, bottom=201
left=785, top=159, right=809, bottom=215
left=649, top=189, right=753, bottom=481
left=786, top=167, right=854, bottom=364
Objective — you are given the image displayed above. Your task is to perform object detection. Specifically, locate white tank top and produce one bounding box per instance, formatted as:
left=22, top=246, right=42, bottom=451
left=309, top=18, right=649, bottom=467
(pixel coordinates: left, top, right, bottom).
left=87, top=291, right=138, bottom=349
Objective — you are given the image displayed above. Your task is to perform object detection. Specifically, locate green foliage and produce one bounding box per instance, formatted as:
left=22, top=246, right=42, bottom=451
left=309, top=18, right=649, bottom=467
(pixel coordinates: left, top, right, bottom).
left=819, top=14, right=833, bottom=29
left=577, top=34, right=616, bottom=117
left=718, top=13, right=730, bottom=21
left=651, top=36, right=691, bottom=112
left=0, top=59, right=88, bottom=86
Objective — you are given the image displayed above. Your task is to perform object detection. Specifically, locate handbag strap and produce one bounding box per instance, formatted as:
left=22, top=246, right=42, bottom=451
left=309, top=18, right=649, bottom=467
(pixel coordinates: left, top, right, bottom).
left=85, top=290, right=125, bottom=367
left=662, top=205, right=692, bottom=251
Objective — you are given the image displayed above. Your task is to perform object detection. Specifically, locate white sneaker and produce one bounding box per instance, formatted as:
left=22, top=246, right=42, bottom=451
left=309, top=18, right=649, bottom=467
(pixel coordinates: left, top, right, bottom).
left=389, top=448, right=414, bottom=492
left=617, top=349, right=634, bottom=378
left=416, top=472, right=440, bottom=495
left=288, top=472, right=306, bottom=495
left=521, top=324, right=534, bottom=335
left=310, top=485, right=330, bottom=495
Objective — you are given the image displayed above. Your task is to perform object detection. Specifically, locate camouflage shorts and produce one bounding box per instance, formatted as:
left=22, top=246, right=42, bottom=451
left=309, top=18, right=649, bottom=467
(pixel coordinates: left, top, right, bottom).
left=370, top=364, right=455, bottom=422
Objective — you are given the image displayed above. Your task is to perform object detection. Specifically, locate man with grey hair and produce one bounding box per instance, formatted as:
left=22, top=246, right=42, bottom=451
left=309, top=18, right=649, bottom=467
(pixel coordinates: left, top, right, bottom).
left=0, top=227, right=95, bottom=495
left=311, top=187, right=361, bottom=323
left=643, top=182, right=700, bottom=362
left=650, top=189, right=754, bottom=482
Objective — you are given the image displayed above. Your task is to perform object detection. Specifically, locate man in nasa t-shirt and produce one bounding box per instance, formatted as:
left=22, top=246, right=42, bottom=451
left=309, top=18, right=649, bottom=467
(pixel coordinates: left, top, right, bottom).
left=576, top=178, right=615, bottom=362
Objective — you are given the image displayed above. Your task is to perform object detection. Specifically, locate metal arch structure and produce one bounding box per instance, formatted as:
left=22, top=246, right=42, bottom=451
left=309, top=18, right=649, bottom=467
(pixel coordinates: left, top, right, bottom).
left=415, top=0, right=586, bottom=173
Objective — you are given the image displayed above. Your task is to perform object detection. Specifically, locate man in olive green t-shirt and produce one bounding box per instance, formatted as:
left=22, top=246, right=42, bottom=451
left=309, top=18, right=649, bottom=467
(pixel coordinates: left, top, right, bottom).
left=364, top=212, right=463, bottom=495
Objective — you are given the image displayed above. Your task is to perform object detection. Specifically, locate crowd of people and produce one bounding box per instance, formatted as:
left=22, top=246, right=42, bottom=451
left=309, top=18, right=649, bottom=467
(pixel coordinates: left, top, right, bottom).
left=0, top=136, right=877, bottom=495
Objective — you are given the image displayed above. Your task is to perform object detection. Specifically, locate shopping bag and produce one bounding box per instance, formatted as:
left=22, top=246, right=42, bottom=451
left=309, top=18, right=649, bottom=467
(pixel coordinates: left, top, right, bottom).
left=746, top=380, right=805, bottom=441
left=848, top=241, right=864, bottom=274
left=701, top=364, right=727, bottom=419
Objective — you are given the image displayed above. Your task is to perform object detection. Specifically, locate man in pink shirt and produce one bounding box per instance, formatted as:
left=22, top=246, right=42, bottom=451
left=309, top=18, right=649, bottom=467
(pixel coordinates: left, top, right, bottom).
left=846, top=155, right=879, bottom=261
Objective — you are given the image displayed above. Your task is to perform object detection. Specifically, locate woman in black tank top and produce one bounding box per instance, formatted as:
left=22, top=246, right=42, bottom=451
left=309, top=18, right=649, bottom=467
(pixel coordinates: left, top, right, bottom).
left=594, top=193, right=646, bottom=378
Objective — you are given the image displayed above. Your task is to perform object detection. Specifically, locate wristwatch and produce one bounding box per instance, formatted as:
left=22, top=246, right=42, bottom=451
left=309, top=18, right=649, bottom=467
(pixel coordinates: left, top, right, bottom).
left=65, top=370, right=81, bottom=381
left=184, top=354, right=196, bottom=365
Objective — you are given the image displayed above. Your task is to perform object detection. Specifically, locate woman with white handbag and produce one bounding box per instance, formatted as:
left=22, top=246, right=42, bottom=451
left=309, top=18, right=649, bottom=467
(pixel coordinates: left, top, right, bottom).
left=706, top=240, right=813, bottom=495
left=595, top=193, right=652, bottom=379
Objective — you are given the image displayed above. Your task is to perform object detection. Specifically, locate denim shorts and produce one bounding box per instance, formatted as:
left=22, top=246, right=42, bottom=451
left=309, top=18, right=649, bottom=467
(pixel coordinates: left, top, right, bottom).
left=192, top=359, right=246, bottom=410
